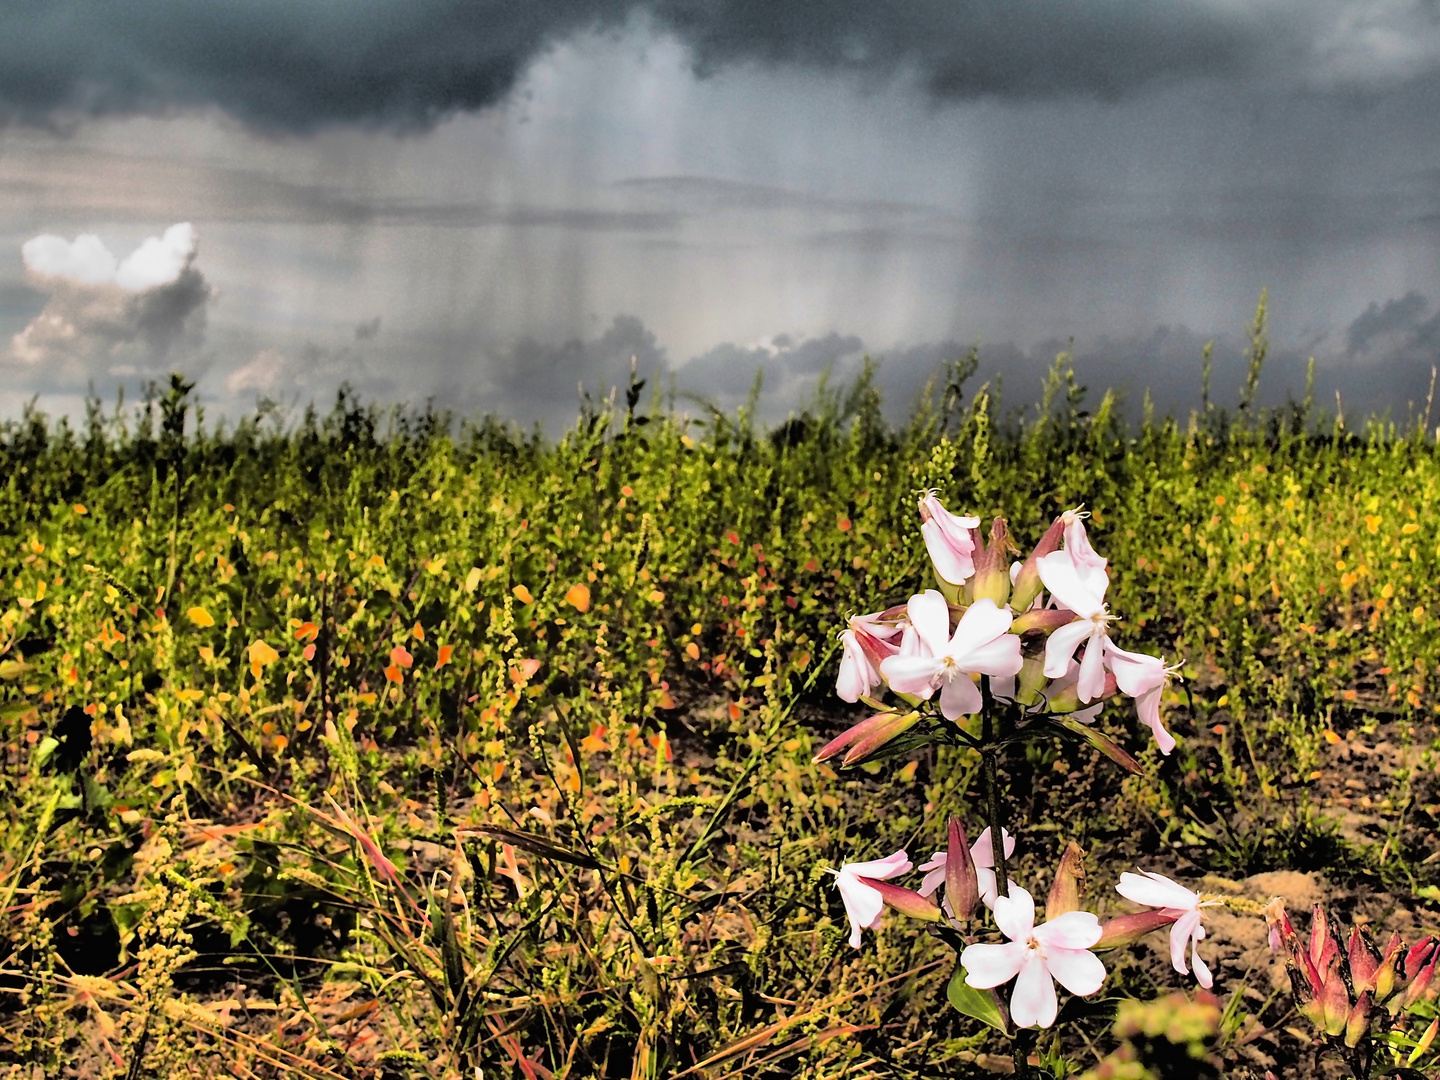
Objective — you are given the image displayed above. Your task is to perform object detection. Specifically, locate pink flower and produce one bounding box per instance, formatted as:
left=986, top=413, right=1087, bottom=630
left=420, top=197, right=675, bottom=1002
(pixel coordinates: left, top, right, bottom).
left=834, top=850, right=913, bottom=948
left=961, top=886, right=1106, bottom=1028
left=1115, top=870, right=1219, bottom=988
left=918, top=825, right=1017, bottom=910
left=1061, top=508, right=1108, bottom=579
left=1105, top=645, right=1182, bottom=755
left=835, top=609, right=905, bottom=703
left=1036, top=549, right=1115, bottom=702
left=919, top=492, right=980, bottom=586
left=880, top=592, right=1022, bottom=720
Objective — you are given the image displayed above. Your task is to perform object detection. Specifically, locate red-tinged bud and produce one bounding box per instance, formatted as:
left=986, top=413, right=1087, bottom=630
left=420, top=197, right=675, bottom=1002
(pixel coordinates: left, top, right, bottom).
left=945, top=817, right=980, bottom=921
left=1046, top=841, right=1086, bottom=920
left=970, top=518, right=1014, bottom=607
left=1291, top=967, right=1325, bottom=1030
left=1009, top=515, right=1066, bottom=612
left=1349, top=927, right=1382, bottom=994
left=1402, top=951, right=1437, bottom=1009
left=841, top=710, right=923, bottom=767
left=1408, top=1016, right=1439, bottom=1066
left=855, top=876, right=943, bottom=923
left=814, top=710, right=896, bottom=763
left=1048, top=672, right=1119, bottom=713
left=1343, top=991, right=1374, bottom=1048
left=1013, top=653, right=1047, bottom=707
left=1321, top=975, right=1351, bottom=1038
left=1010, top=608, right=1077, bottom=635
left=1310, top=904, right=1342, bottom=980
left=1404, top=936, right=1436, bottom=981
left=1374, top=944, right=1401, bottom=1003
left=1094, top=909, right=1179, bottom=950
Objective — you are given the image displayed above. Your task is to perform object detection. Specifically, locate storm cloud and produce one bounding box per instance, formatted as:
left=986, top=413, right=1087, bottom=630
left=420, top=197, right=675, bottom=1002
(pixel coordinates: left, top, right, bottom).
left=3, top=2, right=1439, bottom=133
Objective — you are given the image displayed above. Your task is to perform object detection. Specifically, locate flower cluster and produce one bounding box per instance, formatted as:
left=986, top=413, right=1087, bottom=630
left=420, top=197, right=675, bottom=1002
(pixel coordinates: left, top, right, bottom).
left=1267, top=899, right=1439, bottom=1064
left=819, top=494, right=1218, bottom=1035
left=830, top=497, right=1181, bottom=759
left=829, top=819, right=1219, bottom=1029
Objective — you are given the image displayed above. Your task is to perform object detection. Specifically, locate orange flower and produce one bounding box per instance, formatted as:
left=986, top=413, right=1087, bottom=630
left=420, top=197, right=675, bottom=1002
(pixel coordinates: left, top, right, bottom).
left=435, top=644, right=454, bottom=669
left=389, top=645, right=414, bottom=669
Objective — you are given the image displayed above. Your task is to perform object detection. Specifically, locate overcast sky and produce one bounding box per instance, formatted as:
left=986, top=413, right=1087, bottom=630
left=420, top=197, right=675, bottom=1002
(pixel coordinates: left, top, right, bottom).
left=4, top=1, right=1440, bottom=430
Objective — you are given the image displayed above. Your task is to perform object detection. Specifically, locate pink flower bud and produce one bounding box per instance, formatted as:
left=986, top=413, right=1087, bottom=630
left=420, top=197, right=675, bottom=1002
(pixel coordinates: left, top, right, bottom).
left=1343, top=991, right=1373, bottom=1048
left=1046, top=841, right=1086, bottom=920
left=1010, top=515, right=1066, bottom=612
left=1321, top=974, right=1351, bottom=1038
left=945, top=817, right=980, bottom=921
left=970, top=518, right=1015, bottom=607
left=1094, top=909, right=1178, bottom=950
left=855, top=876, right=944, bottom=923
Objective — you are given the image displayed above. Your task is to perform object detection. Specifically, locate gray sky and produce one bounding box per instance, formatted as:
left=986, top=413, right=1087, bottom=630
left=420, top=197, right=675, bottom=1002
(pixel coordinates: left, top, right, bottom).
left=4, top=2, right=1440, bottom=430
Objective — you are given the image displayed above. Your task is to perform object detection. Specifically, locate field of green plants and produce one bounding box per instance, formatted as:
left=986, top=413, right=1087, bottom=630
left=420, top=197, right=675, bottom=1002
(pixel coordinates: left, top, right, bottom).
left=0, top=336, right=1437, bottom=1078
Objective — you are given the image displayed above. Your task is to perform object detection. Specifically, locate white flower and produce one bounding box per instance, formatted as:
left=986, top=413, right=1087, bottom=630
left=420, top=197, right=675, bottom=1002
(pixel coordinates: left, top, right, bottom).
left=961, top=886, right=1106, bottom=1028
left=880, top=592, right=1023, bottom=720
left=1115, top=870, right=1220, bottom=988
left=833, top=850, right=912, bottom=948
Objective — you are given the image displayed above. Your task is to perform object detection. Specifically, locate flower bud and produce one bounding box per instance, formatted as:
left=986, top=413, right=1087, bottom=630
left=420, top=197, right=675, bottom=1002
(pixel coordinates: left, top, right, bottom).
left=1094, top=909, right=1178, bottom=950
left=1009, top=608, right=1076, bottom=636
left=1402, top=951, right=1438, bottom=1009
left=855, top=877, right=944, bottom=923
left=1404, top=936, right=1436, bottom=982
left=1013, top=652, right=1048, bottom=707
left=1321, top=975, right=1351, bottom=1038
left=1407, top=1016, right=1439, bottom=1066
left=1046, top=841, right=1086, bottom=920
left=1373, top=932, right=1403, bottom=1002
left=1048, top=672, right=1118, bottom=713
left=945, top=817, right=980, bottom=922
left=841, top=710, right=923, bottom=767
left=1009, top=515, right=1066, bottom=612
left=1343, top=991, right=1373, bottom=1048
left=970, top=518, right=1015, bottom=607
left=1348, top=927, right=1382, bottom=994
left=814, top=710, right=897, bottom=764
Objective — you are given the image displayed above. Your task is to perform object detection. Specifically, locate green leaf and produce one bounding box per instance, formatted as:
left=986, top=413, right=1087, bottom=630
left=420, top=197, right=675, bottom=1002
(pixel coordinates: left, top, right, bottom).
left=947, top=966, right=1009, bottom=1033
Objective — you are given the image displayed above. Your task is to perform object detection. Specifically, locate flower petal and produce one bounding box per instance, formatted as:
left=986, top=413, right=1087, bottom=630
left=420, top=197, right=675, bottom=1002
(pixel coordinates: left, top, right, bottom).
left=1076, top=638, right=1108, bottom=703
left=1035, top=910, right=1102, bottom=950
left=950, top=598, right=1014, bottom=653
left=836, top=630, right=879, bottom=703
left=1044, top=946, right=1107, bottom=997
left=1105, top=642, right=1165, bottom=697
left=939, top=673, right=983, bottom=720
left=992, top=886, right=1037, bottom=942
left=1136, top=684, right=1176, bottom=755
left=1169, top=909, right=1203, bottom=976
left=1191, top=937, right=1214, bottom=989
left=1116, top=871, right=1199, bottom=912
left=905, top=589, right=952, bottom=657
left=1009, top=952, right=1058, bottom=1028
left=836, top=874, right=882, bottom=948
left=841, top=851, right=913, bottom=880
left=971, top=826, right=1017, bottom=867
left=961, top=940, right=1029, bottom=989
left=1043, top=619, right=1098, bottom=679
left=1037, top=551, right=1107, bottom=617
left=917, top=852, right=947, bottom=898
left=956, top=633, right=1024, bottom=678
left=879, top=655, right=941, bottom=698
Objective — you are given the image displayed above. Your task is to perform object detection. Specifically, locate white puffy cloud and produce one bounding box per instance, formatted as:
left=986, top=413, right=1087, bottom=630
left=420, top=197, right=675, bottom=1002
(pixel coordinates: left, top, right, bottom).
left=7, top=223, right=215, bottom=387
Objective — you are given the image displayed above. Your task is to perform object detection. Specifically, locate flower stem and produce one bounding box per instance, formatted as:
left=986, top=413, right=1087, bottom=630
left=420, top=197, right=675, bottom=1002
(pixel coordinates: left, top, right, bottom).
left=981, top=742, right=1008, bottom=900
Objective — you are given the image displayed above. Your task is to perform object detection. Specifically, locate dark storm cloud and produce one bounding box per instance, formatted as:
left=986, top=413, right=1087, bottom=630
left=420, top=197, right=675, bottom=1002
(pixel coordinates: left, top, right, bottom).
left=0, top=1, right=1416, bottom=133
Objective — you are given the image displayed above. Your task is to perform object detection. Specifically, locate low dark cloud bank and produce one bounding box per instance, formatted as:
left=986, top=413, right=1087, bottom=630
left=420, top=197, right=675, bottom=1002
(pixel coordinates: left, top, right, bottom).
left=427, top=299, right=1440, bottom=435
left=0, top=2, right=1429, bottom=133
